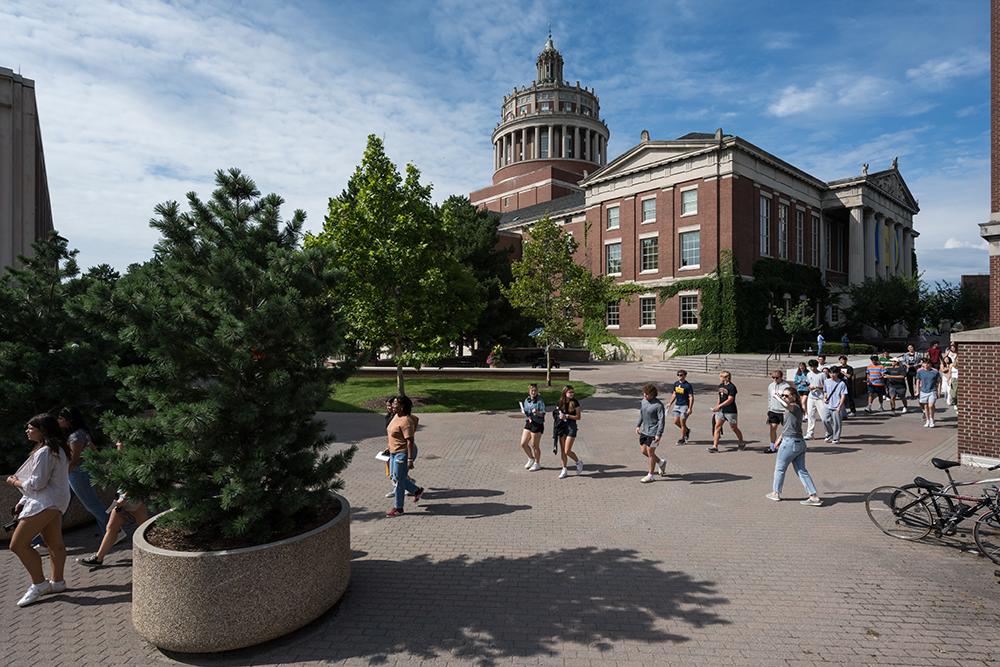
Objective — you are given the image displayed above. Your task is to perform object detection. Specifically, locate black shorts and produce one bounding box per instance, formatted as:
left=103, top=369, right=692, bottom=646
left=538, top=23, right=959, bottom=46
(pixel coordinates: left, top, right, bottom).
left=766, top=411, right=784, bottom=425
left=524, top=420, right=544, bottom=434
left=638, top=434, right=657, bottom=447
left=796, top=389, right=808, bottom=396
left=867, top=385, right=885, bottom=397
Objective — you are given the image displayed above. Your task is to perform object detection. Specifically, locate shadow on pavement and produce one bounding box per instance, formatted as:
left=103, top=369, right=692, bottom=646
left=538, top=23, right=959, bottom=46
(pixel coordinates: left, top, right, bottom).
left=586, top=464, right=647, bottom=479
left=162, top=547, right=729, bottom=666
left=679, top=472, right=753, bottom=485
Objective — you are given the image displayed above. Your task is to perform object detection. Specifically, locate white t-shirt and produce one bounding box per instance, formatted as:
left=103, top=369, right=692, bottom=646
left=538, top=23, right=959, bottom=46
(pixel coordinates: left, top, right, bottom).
left=15, top=446, right=71, bottom=519
left=807, top=371, right=826, bottom=399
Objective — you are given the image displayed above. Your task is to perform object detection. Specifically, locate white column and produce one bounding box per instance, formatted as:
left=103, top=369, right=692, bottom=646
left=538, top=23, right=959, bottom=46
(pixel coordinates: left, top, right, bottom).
left=547, top=124, right=553, bottom=159
left=848, top=206, right=865, bottom=285
left=863, top=209, right=875, bottom=279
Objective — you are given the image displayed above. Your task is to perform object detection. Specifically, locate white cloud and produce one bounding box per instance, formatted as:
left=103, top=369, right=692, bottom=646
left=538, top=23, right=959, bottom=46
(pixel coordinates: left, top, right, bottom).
left=943, top=238, right=987, bottom=250
left=761, top=31, right=799, bottom=51
left=767, top=75, right=893, bottom=118
left=906, top=50, right=988, bottom=87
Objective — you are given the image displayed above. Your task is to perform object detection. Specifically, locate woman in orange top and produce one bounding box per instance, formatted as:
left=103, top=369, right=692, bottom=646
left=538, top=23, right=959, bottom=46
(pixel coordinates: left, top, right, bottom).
left=386, top=396, right=424, bottom=517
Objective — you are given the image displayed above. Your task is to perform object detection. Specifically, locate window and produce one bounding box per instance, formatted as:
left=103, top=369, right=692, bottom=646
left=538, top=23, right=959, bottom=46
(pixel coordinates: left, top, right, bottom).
left=680, top=230, right=700, bottom=267
left=606, top=206, right=620, bottom=230
left=795, top=210, right=804, bottom=264
left=641, top=198, right=656, bottom=223
left=605, top=242, right=621, bottom=275
left=759, top=194, right=771, bottom=256
left=581, top=105, right=592, bottom=116
left=640, top=297, right=656, bottom=327
left=680, top=295, right=698, bottom=326
left=681, top=188, right=698, bottom=216
left=503, top=196, right=511, bottom=207
left=640, top=237, right=659, bottom=272
left=539, top=129, right=549, bottom=158
left=811, top=215, right=820, bottom=266
left=778, top=203, right=788, bottom=260
left=606, top=302, right=620, bottom=327
left=540, top=102, right=551, bottom=112
left=518, top=104, right=528, bottom=115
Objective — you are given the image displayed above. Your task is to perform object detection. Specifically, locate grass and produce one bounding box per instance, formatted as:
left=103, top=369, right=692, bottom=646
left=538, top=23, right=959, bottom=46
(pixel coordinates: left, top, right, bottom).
left=322, top=377, right=597, bottom=413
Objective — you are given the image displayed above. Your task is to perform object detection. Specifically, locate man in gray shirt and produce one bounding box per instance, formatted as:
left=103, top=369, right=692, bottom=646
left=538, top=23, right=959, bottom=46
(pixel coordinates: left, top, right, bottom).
left=635, top=383, right=667, bottom=483
left=766, top=370, right=791, bottom=453
left=822, top=368, right=848, bottom=444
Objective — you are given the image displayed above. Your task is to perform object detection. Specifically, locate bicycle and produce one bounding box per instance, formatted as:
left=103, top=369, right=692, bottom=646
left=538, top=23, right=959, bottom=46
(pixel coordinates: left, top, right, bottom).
left=865, top=458, right=1000, bottom=564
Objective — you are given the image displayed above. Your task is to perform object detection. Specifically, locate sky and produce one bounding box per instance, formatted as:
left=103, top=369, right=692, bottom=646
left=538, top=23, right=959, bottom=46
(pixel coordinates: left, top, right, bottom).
left=1, top=0, right=989, bottom=283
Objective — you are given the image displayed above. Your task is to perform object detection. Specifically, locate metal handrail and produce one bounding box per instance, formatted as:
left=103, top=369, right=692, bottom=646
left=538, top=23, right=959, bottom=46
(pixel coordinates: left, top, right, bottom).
left=765, top=345, right=782, bottom=374
left=703, top=349, right=716, bottom=373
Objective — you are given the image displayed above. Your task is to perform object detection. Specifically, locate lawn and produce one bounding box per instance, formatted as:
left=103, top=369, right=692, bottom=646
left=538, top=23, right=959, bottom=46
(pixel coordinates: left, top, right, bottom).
left=322, top=377, right=597, bottom=413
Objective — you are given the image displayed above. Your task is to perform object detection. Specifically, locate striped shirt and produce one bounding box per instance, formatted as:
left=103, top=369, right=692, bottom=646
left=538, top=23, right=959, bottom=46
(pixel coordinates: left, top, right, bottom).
left=866, top=364, right=885, bottom=386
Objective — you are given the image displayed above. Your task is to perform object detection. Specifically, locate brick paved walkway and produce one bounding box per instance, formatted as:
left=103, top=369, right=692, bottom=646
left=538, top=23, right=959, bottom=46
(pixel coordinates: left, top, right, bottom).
left=3, top=363, right=999, bottom=666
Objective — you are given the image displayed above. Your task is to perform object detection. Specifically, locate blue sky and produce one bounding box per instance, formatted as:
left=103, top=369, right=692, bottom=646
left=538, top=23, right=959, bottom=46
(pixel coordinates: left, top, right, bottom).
left=1, top=0, right=989, bottom=283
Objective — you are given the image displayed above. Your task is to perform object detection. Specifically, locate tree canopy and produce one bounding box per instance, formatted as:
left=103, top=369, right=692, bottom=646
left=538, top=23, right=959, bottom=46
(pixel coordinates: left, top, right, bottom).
left=843, top=275, right=922, bottom=339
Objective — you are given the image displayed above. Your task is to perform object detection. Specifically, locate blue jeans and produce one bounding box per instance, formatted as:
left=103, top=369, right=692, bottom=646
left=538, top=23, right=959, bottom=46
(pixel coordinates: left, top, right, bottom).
left=69, top=467, right=109, bottom=534
left=773, top=437, right=817, bottom=496
left=390, top=452, right=420, bottom=509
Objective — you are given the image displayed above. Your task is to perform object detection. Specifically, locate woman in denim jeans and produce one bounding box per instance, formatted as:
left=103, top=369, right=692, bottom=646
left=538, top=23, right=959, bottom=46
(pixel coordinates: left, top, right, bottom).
left=766, top=388, right=822, bottom=506
left=385, top=396, right=424, bottom=517
left=57, top=407, right=121, bottom=540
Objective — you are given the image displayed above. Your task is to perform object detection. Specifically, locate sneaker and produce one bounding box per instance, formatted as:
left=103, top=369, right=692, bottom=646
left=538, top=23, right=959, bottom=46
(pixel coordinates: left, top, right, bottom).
left=640, top=474, right=655, bottom=483
left=676, top=438, right=685, bottom=445
left=77, top=555, right=104, bottom=567
left=831, top=440, right=839, bottom=444
left=864, top=407, right=872, bottom=414
left=384, top=490, right=395, bottom=498
left=47, top=580, right=66, bottom=594
left=922, top=421, right=929, bottom=428
left=657, top=459, right=668, bottom=476
left=385, top=507, right=404, bottom=517
left=898, top=407, right=906, bottom=413
left=32, top=544, right=48, bottom=557
left=558, top=468, right=568, bottom=479
left=575, top=459, right=584, bottom=474
left=412, top=487, right=424, bottom=503
left=113, top=530, right=127, bottom=546
left=524, top=459, right=535, bottom=469
left=528, top=462, right=541, bottom=472
left=765, top=492, right=781, bottom=502
left=928, top=420, right=935, bottom=428
left=684, top=427, right=691, bottom=440
left=800, top=498, right=823, bottom=506
left=823, top=437, right=832, bottom=443
left=737, top=442, right=746, bottom=451
left=17, top=581, right=51, bottom=607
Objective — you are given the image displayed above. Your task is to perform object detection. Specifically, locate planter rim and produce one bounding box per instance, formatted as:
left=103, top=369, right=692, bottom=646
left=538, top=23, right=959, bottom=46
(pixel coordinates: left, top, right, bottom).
left=134, top=491, right=350, bottom=559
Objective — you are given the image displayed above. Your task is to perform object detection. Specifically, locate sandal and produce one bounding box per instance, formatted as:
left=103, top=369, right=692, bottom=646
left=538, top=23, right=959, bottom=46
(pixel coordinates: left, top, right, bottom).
left=706, top=446, right=718, bottom=453
left=77, top=555, right=104, bottom=567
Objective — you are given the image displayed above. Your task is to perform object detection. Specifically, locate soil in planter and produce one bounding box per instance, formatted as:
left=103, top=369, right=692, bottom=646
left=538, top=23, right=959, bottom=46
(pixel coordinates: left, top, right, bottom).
left=361, top=395, right=437, bottom=411
left=145, top=498, right=342, bottom=552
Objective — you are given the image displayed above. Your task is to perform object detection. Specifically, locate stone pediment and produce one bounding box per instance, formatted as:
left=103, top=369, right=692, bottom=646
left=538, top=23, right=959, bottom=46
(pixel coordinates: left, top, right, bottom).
left=867, top=170, right=919, bottom=212
left=586, top=140, right=715, bottom=184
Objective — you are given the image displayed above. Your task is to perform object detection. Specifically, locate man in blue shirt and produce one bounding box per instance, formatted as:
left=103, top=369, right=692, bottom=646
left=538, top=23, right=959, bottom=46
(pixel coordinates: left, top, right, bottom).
left=916, top=358, right=941, bottom=428
left=667, top=370, right=694, bottom=445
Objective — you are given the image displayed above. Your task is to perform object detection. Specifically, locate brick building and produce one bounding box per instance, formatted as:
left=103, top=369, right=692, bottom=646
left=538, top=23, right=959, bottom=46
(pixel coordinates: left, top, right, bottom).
left=950, top=0, right=1000, bottom=466
left=0, top=67, right=53, bottom=269
left=474, top=38, right=920, bottom=358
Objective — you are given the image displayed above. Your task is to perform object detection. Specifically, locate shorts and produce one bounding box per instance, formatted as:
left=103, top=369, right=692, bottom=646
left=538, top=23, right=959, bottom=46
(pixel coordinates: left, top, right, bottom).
left=766, top=411, right=784, bottom=425
left=888, top=385, right=906, bottom=399
left=561, top=422, right=578, bottom=438
left=638, top=434, right=657, bottom=447
left=524, top=420, right=544, bottom=434
left=867, top=385, right=885, bottom=397
left=671, top=405, right=689, bottom=418
left=796, top=389, right=808, bottom=396
left=714, top=412, right=738, bottom=425
left=919, top=392, right=937, bottom=405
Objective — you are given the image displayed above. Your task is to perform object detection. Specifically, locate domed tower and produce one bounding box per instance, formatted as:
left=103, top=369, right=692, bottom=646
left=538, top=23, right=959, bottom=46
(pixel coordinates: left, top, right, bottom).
left=470, top=35, right=610, bottom=214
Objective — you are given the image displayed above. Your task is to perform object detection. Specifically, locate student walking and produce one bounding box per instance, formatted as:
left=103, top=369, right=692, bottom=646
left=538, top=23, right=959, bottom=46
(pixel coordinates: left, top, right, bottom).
left=884, top=359, right=908, bottom=413
left=948, top=355, right=959, bottom=410
left=816, top=331, right=825, bottom=356
left=385, top=396, right=424, bottom=517
left=916, top=358, right=941, bottom=428
left=519, top=383, right=546, bottom=472
left=765, top=388, right=822, bottom=506
left=804, top=360, right=827, bottom=439
left=56, top=407, right=122, bottom=542
left=926, top=341, right=942, bottom=370
left=555, top=385, right=583, bottom=479
left=710, top=371, right=745, bottom=452
left=822, top=368, right=848, bottom=444
left=667, top=370, right=694, bottom=444
left=766, top=370, right=791, bottom=452
left=939, top=354, right=953, bottom=404
left=793, top=362, right=810, bottom=410
left=6, top=414, right=71, bottom=607
left=635, top=384, right=667, bottom=483
left=865, top=355, right=886, bottom=412
left=834, top=355, right=856, bottom=417
left=841, top=333, right=850, bottom=356
left=902, top=344, right=921, bottom=398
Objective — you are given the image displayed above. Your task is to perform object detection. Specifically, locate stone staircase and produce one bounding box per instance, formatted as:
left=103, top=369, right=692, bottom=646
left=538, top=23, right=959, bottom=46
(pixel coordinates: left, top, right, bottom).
left=640, top=354, right=793, bottom=377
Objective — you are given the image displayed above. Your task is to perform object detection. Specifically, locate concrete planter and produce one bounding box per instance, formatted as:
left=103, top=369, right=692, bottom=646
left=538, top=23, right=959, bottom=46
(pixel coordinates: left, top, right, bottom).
left=0, top=483, right=113, bottom=542
left=132, top=493, right=351, bottom=653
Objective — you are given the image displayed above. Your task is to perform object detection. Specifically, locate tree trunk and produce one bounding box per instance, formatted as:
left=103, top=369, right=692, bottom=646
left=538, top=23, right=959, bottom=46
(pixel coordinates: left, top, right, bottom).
left=396, top=361, right=405, bottom=396
left=788, top=336, right=794, bottom=355
left=546, top=344, right=552, bottom=387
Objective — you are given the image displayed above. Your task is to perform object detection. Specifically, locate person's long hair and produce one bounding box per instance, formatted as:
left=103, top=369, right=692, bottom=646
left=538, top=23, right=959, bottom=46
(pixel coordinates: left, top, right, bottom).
left=28, top=413, right=71, bottom=460
left=58, top=406, right=90, bottom=437
left=797, top=362, right=807, bottom=374
left=557, top=385, right=575, bottom=413
left=395, top=395, right=413, bottom=416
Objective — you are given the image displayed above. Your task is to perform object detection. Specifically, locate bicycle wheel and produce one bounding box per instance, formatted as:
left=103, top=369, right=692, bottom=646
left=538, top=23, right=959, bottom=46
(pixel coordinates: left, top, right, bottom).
left=973, top=510, right=1000, bottom=565
left=866, top=486, right=934, bottom=540
left=892, top=483, right=956, bottom=518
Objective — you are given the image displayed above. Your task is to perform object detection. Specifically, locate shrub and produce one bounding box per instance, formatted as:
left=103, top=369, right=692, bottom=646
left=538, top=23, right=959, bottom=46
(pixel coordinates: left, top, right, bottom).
left=86, top=169, right=355, bottom=545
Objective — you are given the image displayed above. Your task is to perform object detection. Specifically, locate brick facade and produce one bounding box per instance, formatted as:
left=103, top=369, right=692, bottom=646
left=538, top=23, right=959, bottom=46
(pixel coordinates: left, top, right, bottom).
left=992, top=255, right=1000, bottom=327
left=955, top=341, right=1000, bottom=460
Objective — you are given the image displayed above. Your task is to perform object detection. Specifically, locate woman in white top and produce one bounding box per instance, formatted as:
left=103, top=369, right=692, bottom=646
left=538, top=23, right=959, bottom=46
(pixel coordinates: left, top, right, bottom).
left=5, top=414, right=72, bottom=607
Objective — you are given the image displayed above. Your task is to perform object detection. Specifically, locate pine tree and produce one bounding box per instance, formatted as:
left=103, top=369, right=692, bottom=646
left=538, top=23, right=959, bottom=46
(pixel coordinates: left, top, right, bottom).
left=86, top=169, right=355, bottom=544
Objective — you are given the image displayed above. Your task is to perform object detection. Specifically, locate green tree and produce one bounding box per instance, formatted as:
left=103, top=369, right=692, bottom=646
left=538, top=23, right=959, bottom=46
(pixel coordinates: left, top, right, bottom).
left=921, top=280, right=989, bottom=330
left=844, top=275, right=922, bottom=339
left=440, top=195, right=533, bottom=351
left=772, top=300, right=815, bottom=355
left=0, top=234, right=122, bottom=470
left=503, top=216, right=624, bottom=384
left=86, top=169, right=355, bottom=544
left=310, top=136, right=483, bottom=394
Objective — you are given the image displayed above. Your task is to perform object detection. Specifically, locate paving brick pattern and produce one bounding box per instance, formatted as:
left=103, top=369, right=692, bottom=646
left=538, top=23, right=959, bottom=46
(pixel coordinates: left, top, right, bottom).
left=3, top=363, right=1000, bottom=666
